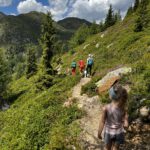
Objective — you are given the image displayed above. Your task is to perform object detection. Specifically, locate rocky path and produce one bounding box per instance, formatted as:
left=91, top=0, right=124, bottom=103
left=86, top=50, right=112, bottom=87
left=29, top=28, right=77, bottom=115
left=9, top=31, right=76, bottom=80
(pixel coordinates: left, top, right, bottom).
left=70, top=77, right=150, bottom=150
left=72, top=78, right=104, bottom=150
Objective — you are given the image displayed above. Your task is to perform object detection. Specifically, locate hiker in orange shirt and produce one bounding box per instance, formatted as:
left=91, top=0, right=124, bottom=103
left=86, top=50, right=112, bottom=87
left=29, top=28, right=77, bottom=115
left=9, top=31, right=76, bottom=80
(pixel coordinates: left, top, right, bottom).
left=78, top=59, right=85, bottom=75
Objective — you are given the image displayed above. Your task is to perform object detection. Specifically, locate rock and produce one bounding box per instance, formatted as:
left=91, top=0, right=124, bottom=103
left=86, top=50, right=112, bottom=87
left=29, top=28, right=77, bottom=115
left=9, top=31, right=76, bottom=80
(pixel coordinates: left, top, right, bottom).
left=63, top=99, right=73, bottom=107
left=139, top=106, right=149, bottom=117
left=55, top=65, right=62, bottom=75
left=83, top=44, right=90, bottom=50
left=96, top=67, right=132, bottom=93
left=131, top=135, right=142, bottom=144
left=1, top=103, right=10, bottom=111
left=107, top=43, right=114, bottom=49
left=78, top=103, right=84, bottom=109
left=101, top=34, right=104, bottom=38
left=95, top=43, right=100, bottom=48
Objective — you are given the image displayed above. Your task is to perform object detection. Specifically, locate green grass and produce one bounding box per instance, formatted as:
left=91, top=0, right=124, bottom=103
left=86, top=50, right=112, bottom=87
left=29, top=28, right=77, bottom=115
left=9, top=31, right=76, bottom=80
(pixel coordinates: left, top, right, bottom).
left=0, top=75, right=83, bottom=149
left=1, top=4, right=150, bottom=149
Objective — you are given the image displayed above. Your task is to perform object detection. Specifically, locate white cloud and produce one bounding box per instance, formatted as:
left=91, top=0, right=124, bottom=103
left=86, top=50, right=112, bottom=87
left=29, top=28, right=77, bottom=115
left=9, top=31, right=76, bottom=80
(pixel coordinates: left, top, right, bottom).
left=16, top=0, right=134, bottom=22
left=48, top=0, right=75, bottom=20
left=0, top=0, right=12, bottom=7
left=17, top=0, right=50, bottom=14
left=67, top=0, right=134, bottom=22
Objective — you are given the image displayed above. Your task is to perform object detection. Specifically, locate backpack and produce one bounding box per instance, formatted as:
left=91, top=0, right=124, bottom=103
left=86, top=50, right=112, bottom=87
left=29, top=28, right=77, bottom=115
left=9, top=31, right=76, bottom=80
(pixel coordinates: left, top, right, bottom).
left=71, top=62, right=76, bottom=68
left=88, top=58, right=93, bottom=65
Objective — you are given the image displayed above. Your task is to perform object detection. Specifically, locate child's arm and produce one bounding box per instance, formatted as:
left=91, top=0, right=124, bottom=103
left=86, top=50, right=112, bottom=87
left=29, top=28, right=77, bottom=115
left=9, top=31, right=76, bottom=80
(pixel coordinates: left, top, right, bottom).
left=123, top=111, right=129, bottom=128
left=98, top=106, right=106, bottom=139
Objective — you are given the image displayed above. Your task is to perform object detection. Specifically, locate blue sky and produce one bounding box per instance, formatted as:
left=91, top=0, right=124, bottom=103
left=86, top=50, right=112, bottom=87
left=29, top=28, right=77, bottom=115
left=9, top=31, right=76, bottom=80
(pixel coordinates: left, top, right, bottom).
left=0, top=0, right=134, bottom=21
left=0, top=0, right=49, bottom=15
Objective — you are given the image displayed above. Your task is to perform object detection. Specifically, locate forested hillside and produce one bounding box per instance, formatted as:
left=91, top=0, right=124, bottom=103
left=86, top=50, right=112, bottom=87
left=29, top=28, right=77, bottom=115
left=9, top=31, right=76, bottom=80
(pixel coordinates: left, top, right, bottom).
left=0, top=0, right=150, bottom=149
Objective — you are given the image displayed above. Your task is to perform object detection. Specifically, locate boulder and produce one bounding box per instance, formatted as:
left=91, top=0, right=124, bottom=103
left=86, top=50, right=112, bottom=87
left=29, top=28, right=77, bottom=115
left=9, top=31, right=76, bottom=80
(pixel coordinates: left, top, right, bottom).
left=96, top=67, right=132, bottom=93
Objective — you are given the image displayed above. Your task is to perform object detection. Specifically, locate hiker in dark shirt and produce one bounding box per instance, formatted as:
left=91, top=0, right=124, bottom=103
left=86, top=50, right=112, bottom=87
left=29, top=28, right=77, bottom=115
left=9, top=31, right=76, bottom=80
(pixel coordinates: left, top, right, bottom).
left=86, top=54, right=94, bottom=76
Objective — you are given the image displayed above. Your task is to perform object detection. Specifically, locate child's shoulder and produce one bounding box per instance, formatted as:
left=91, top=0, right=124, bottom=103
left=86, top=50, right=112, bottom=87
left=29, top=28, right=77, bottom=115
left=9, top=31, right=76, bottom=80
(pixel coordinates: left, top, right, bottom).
left=102, top=104, right=111, bottom=111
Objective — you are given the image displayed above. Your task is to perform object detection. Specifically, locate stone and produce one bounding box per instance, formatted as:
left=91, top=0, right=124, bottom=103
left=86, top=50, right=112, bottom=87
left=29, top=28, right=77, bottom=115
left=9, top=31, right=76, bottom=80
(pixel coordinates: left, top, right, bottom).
left=96, top=67, right=132, bottom=93
left=83, top=44, right=90, bottom=50
left=139, top=106, right=149, bottom=117
left=78, top=103, right=84, bottom=109
left=101, top=34, right=104, bottom=38
left=95, top=43, right=100, bottom=48
left=107, top=43, right=114, bottom=49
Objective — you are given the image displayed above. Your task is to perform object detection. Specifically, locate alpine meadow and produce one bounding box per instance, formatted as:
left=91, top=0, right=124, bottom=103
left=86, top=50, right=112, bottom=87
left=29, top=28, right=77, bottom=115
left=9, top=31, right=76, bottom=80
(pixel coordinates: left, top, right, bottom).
left=0, top=0, right=150, bottom=150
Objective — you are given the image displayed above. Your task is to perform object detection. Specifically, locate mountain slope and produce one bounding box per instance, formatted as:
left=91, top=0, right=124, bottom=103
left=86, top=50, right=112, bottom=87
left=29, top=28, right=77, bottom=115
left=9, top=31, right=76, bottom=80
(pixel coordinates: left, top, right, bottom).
left=0, top=2, right=150, bottom=150
left=0, top=12, right=91, bottom=46
left=58, top=17, right=92, bottom=31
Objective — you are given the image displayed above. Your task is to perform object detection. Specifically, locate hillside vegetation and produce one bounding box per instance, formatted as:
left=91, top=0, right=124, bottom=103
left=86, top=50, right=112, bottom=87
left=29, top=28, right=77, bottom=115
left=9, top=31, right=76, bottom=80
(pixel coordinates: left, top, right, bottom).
left=0, top=1, right=150, bottom=149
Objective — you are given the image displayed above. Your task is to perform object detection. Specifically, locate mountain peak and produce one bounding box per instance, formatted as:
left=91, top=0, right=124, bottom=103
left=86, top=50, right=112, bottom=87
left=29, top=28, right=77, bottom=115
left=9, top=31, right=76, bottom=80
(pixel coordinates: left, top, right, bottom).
left=58, top=17, right=92, bottom=31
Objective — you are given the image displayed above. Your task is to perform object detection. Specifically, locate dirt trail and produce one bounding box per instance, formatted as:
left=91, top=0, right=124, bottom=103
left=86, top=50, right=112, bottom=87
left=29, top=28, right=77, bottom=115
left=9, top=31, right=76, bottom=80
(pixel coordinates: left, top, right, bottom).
left=72, top=78, right=104, bottom=150
left=71, top=78, right=150, bottom=150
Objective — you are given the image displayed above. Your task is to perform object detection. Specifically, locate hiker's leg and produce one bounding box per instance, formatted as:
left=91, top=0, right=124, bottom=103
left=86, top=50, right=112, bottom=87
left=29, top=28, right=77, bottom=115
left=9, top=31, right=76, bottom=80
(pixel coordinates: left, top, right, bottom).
left=112, top=143, right=119, bottom=150
left=112, top=133, right=124, bottom=150
left=89, top=65, right=92, bottom=76
left=104, top=133, right=112, bottom=150
left=72, top=68, right=76, bottom=75
left=87, top=66, right=89, bottom=75
left=104, top=144, right=112, bottom=150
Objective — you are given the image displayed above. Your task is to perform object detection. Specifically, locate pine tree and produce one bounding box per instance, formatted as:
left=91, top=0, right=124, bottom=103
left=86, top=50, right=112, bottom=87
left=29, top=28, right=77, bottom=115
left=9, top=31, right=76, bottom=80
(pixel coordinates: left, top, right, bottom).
left=36, top=12, right=56, bottom=90
left=39, top=12, right=56, bottom=75
left=126, top=6, right=133, bottom=17
left=114, top=10, right=121, bottom=22
left=0, top=49, right=10, bottom=97
left=99, top=21, right=105, bottom=32
left=134, top=0, right=140, bottom=11
left=26, top=45, right=37, bottom=79
left=104, top=5, right=115, bottom=29
left=134, top=17, right=143, bottom=32
left=69, top=24, right=90, bottom=48
left=134, top=0, right=149, bottom=32
left=90, top=21, right=99, bottom=34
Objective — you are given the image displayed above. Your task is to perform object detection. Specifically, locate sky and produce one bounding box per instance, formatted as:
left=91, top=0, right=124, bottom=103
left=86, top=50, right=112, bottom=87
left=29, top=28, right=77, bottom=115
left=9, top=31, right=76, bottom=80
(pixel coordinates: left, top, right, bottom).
left=0, top=0, right=134, bottom=22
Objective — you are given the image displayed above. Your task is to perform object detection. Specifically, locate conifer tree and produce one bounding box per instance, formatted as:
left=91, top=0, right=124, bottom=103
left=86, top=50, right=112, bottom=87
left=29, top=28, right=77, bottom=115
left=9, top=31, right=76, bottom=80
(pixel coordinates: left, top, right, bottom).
left=104, top=5, right=114, bottom=29
left=69, top=24, right=90, bottom=48
left=36, top=12, right=57, bottom=90
left=134, top=0, right=140, bottom=11
left=134, top=0, right=149, bottom=32
left=126, top=6, right=133, bottom=17
left=90, top=21, right=99, bottom=34
left=114, top=10, right=121, bottom=22
left=105, top=5, right=116, bottom=29
left=39, top=12, right=56, bottom=75
left=99, top=21, right=105, bottom=32
left=26, top=46, right=37, bottom=79
left=0, top=49, right=10, bottom=97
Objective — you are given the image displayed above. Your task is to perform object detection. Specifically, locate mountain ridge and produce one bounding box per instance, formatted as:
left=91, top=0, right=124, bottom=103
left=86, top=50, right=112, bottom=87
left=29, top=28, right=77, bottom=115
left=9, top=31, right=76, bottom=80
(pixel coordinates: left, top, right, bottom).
left=0, top=11, right=91, bottom=46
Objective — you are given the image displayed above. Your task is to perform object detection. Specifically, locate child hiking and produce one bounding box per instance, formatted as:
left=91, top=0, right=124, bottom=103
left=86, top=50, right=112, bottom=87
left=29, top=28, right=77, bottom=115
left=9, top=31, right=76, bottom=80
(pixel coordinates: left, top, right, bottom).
left=98, top=84, right=128, bottom=150
left=87, top=54, right=94, bottom=77
left=71, top=60, right=76, bottom=75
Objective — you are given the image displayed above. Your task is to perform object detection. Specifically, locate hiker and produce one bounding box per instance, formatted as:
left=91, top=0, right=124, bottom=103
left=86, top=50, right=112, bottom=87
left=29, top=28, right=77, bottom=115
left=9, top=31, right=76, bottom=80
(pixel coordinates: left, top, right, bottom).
left=78, top=59, right=85, bottom=74
left=87, top=54, right=94, bottom=76
left=71, top=60, right=76, bottom=75
left=98, top=84, right=129, bottom=150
